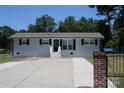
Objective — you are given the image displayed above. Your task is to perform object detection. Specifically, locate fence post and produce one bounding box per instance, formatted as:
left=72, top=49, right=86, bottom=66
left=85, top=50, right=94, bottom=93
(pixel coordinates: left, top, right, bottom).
left=93, top=52, right=108, bottom=88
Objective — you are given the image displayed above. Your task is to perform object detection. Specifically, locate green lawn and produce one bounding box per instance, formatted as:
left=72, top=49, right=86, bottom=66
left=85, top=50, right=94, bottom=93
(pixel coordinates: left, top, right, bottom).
left=84, top=56, right=93, bottom=63
left=0, top=54, right=26, bottom=64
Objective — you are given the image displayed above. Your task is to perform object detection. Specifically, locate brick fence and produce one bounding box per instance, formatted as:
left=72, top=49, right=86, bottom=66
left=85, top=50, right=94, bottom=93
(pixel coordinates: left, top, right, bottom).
left=93, top=52, right=108, bottom=88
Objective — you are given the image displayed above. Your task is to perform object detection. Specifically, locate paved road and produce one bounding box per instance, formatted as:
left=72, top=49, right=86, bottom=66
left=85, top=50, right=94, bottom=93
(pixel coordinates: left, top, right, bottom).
left=0, top=58, right=93, bottom=88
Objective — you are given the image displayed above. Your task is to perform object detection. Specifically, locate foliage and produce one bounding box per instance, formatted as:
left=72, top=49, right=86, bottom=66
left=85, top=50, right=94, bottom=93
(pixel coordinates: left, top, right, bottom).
left=57, top=16, right=100, bottom=32
left=96, top=20, right=111, bottom=47
left=89, top=5, right=124, bottom=51
left=28, top=24, right=39, bottom=32
left=77, top=17, right=98, bottom=32
left=57, top=16, right=77, bottom=32
left=89, top=5, right=118, bottom=27
left=18, top=29, right=27, bottom=32
left=0, top=26, right=16, bottom=52
left=28, top=14, right=56, bottom=32
left=35, top=14, right=56, bottom=32
left=105, top=35, right=119, bottom=48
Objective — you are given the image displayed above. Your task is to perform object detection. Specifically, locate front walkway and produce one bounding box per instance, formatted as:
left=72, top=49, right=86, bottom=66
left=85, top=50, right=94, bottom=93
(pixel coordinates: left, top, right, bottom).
left=0, top=58, right=93, bottom=88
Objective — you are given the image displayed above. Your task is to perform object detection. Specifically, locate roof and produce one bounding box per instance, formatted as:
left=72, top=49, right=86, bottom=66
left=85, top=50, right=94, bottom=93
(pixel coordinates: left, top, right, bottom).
left=9, top=32, right=104, bottom=39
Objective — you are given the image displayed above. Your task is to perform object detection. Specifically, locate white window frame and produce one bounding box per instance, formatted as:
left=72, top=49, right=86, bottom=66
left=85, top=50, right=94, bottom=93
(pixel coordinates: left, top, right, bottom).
left=62, top=40, right=68, bottom=50
left=42, top=39, right=49, bottom=44
left=22, top=39, right=27, bottom=44
left=84, top=40, right=89, bottom=45
left=90, top=40, right=95, bottom=45
left=68, top=40, right=73, bottom=50
left=84, top=39, right=95, bottom=45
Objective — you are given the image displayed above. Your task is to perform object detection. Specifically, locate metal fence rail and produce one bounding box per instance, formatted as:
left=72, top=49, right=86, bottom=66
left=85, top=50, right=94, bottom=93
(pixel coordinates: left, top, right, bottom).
left=107, top=53, right=124, bottom=88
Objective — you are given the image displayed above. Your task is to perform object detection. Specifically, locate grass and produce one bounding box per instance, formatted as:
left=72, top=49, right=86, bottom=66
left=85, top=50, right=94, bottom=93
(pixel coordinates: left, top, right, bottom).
left=0, top=54, right=26, bottom=64
left=84, top=56, right=93, bottom=63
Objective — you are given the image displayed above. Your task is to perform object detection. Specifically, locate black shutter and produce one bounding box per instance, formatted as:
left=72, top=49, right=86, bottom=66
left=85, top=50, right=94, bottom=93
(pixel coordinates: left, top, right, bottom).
left=95, top=39, right=98, bottom=45
left=40, top=39, right=42, bottom=45
left=73, top=39, right=76, bottom=50
left=81, top=39, right=84, bottom=45
left=27, top=39, right=29, bottom=45
left=49, top=39, right=52, bottom=45
left=19, top=39, right=22, bottom=45
left=60, top=39, right=62, bottom=50
left=60, top=39, right=62, bottom=46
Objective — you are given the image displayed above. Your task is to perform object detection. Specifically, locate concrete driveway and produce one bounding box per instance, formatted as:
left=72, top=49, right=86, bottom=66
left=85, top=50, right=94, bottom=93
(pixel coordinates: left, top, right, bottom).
left=0, top=58, right=93, bottom=88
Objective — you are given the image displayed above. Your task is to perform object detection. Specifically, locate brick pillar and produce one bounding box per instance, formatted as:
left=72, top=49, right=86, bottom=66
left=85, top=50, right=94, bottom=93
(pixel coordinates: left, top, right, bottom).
left=93, top=52, right=107, bottom=88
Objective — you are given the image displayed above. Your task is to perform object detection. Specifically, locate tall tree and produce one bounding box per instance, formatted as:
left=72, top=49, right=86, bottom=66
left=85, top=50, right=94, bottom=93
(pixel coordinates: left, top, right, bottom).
left=96, top=20, right=111, bottom=48
left=0, top=26, right=16, bottom=52
left=113, top=6, right=124, bottom=52
left=18, top=29, right=27, bottom=32
left=28, top=24, right=39, bottom=32
left=89, top=5, right=120, bottom=49
left=57, top=16, right=106, bottom=33
left=35, top=14, right=56, bottom=32
left=57, top=16, right=77, bottom=32
left=89, top=5, right=118, bottom=34
left=114, top=6, right=124, bottom=30
left=77, top=17, right=98, bottom=32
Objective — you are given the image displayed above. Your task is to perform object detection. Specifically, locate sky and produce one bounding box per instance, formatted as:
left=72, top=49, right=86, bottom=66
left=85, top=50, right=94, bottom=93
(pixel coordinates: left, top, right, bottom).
left=0, top=5, right=104, bottom=31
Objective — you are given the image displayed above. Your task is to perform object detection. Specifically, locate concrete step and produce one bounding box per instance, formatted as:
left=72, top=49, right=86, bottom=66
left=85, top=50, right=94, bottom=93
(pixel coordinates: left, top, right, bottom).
left=50, top=52, right=61, bottom=58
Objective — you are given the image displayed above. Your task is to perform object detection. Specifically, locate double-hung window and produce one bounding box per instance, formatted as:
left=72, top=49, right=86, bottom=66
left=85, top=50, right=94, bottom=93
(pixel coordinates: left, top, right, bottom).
left=84, top=40, right=89, bottom=45
left=62, top=40, right=67, bottom=50
left=90, top=40, right=95, bottom=45
left=84, top=39, right=95, bottom=45
left=68, top=40, right=73, bottom=50
left=42, top=39, right=49, bottom=44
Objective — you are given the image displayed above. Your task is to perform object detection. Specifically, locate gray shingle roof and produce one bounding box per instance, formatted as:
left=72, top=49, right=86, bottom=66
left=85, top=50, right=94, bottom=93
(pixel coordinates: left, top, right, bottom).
left=9, top=32, right=104, bottom=38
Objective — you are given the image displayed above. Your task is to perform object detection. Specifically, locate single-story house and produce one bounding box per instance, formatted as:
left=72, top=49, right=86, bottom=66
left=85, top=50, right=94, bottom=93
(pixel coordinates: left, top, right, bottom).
left=9, top=32, right=104, bottom=57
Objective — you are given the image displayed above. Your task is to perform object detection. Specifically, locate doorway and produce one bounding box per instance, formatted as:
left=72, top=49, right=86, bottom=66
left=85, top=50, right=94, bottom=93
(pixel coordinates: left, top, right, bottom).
left=53, top=39, right=59, bottom=52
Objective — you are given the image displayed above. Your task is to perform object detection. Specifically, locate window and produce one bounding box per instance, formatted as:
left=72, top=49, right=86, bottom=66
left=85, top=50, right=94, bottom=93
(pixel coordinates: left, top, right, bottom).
left=68, top=40, right=73, bottom=50
left=84, top=40, right=89, bottom=45
left=62, top=40, right=67, bottom=50
left=84, top=39, right=95, bottom=45
left=42, top=39, right=49, bottom=44
left=19, top=39, right=29, bottom=45
left=90, top=40, right=95, bottom=45
left=22, top=39, right=27, bottom=44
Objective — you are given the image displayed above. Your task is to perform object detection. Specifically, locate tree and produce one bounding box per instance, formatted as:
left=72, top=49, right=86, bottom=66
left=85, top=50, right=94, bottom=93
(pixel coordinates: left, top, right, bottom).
left=28, top=24, right=39, bottom=32
left=57, top=16, right=77, bottom=32
left=18, top=29, right=27, bottom=32
left=77, top=17, right=98, bottom=32
left=56, top=21, right=65, bottom=32
left=96, top=20, right=111, bottom=47
left=89, top=5, right=119, bottom=35
left=88, top=5, right=122, bottom=50
left=103, top=6, right=124, bottom=52
left=35, top=14, right=56, bottom=32
left=0, top=25, right=16, bottom=52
